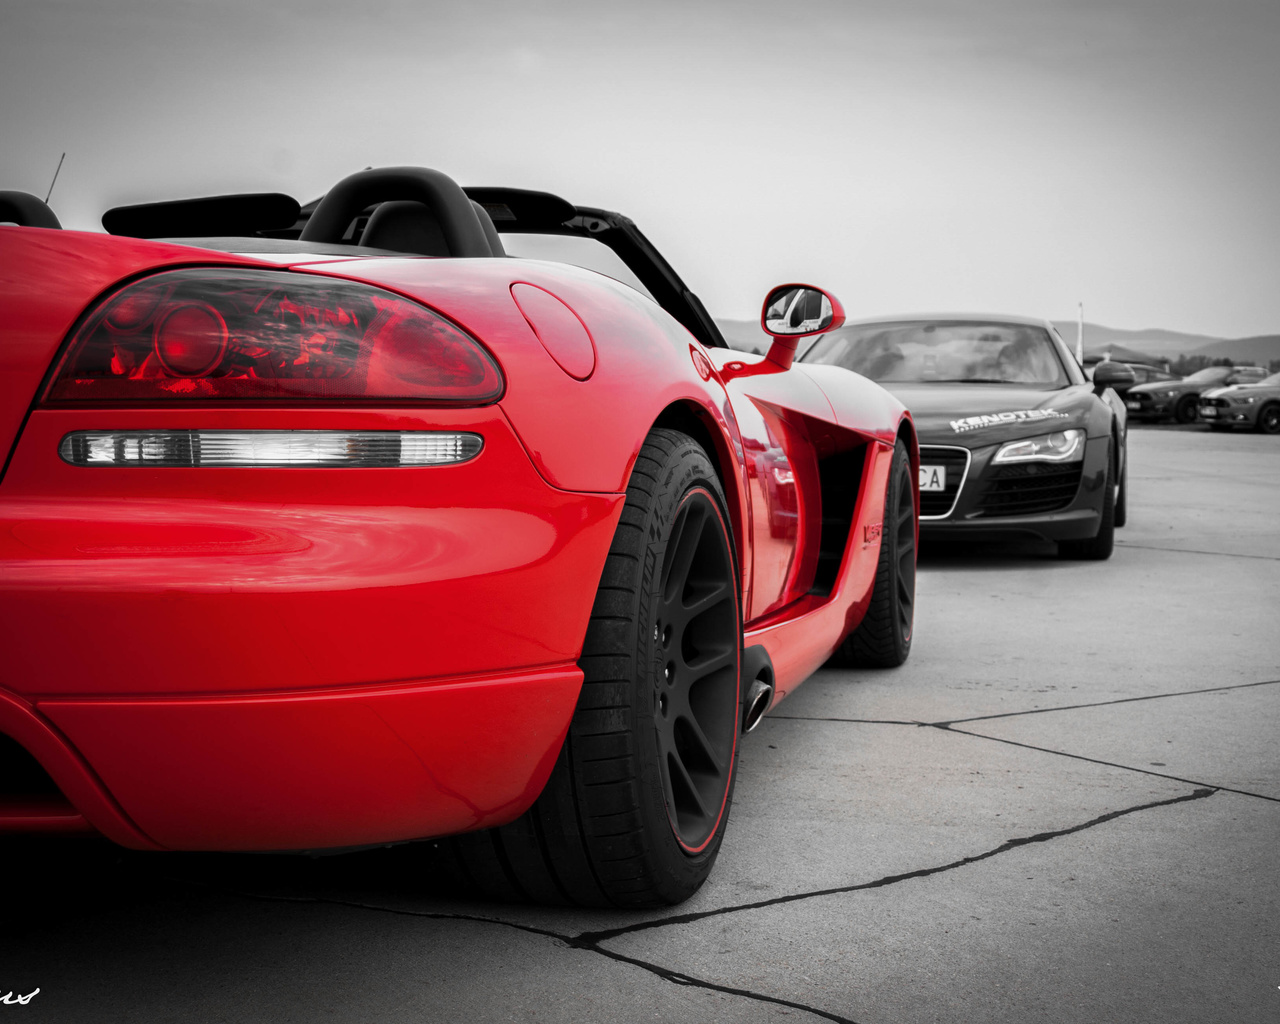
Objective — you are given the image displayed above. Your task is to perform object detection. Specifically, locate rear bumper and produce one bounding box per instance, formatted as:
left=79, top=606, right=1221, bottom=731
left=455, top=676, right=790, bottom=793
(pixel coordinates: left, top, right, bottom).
left=2, top=667, right=581, bottom=851
left=0, top=405, right=623, bottom=849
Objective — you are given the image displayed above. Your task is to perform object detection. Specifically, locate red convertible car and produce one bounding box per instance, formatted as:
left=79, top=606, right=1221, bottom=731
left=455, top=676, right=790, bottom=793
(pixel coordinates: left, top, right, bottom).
left=0, top=168, right=917, bottom=906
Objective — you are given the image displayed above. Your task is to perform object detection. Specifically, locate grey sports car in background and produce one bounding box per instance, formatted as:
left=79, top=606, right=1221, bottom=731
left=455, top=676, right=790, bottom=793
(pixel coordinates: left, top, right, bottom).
left=1198, top=372, right=1280, bottom=433
left=800, top=315, right=1130, bottom=559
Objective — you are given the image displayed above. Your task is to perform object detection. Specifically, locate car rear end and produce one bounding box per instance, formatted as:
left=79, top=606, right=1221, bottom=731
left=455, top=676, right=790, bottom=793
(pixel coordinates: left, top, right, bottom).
left=0, top=228, right=621, bottom=851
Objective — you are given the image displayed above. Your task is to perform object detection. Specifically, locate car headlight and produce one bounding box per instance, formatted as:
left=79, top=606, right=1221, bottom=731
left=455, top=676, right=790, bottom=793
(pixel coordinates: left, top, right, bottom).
left=1158, top=389, right=1180, bottom=398
left=1235, top=395, right=1258, bottom=405
left=993, top=428, right=1086, bottom=464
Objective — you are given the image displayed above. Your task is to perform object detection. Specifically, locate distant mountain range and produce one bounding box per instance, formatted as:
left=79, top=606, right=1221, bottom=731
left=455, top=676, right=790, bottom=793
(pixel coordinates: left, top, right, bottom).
left=714, top=317, right=1280, bottom=367
left=1045, top=322, right=1279, bottom=366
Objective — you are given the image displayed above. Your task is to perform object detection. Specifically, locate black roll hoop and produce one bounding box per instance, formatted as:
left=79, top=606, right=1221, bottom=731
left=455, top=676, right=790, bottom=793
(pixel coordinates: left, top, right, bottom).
left=299, top=166, right=496, bottom=257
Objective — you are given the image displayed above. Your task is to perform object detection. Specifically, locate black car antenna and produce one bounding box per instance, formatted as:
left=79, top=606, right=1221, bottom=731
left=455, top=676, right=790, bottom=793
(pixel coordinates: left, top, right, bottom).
left=44, top=152, right=66, bottom=204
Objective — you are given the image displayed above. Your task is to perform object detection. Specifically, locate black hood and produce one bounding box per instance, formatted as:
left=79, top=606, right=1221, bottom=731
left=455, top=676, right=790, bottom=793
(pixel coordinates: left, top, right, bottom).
left=881, top=382, right=1096, bottom=445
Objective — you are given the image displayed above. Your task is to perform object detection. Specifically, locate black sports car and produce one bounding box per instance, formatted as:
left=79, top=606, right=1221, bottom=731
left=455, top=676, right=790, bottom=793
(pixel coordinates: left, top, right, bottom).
left=801, top=315, right=1131, bottom=559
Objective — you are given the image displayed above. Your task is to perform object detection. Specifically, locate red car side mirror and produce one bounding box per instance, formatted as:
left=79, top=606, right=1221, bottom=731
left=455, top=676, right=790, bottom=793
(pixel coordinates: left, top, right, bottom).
left=760, top=284, right=845, bottom=369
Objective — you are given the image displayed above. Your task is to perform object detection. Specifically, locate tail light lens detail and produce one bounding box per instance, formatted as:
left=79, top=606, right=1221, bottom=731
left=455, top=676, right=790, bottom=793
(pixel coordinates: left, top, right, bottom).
left=58, top=430, right=484, bottom=467
left=44, top=269, right=503, bottom=404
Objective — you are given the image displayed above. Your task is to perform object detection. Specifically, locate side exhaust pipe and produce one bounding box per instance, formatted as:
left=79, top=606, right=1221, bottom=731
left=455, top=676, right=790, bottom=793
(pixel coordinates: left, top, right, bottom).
left=742, top=677, right=774, bottom=733
left=740, top=644, right=776, bottom=734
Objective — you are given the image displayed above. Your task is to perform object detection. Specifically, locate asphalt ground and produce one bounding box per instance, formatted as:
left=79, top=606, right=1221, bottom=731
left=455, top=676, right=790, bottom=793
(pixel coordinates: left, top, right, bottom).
left=3, top=424, right=1277, bottom=1023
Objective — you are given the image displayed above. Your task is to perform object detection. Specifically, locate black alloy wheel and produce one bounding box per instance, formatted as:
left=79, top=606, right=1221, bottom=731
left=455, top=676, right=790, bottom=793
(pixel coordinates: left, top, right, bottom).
left=652, top=487, right=741, bottom=852
left=1257, top=403, right=1280, bottom=435
left=446, top=429, right=741, bottom=907
left=835, top=438, right=915, bottom=667
left=1174, top=394, right=1199, bottom=424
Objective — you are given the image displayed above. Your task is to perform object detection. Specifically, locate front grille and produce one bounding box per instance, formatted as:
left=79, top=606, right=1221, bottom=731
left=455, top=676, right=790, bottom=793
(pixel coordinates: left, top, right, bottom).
left=973, top=461, right=1083, bottom=517
left=1128, top=392, right=1154, bottom=407
left=1202, top=397, right=1229, bottom=408
left=918, top=446, right=970, bottom=518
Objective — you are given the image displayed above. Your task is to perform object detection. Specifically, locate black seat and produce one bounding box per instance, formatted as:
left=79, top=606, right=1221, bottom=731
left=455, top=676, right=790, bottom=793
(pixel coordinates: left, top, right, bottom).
left=359, top=199, right=505, bottom=257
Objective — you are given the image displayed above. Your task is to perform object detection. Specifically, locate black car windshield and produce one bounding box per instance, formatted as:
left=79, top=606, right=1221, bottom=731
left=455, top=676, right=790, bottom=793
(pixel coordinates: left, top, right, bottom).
left=803, top=321, right=1069, bottom=386
left=1183, top=367, right=1233, bottom=384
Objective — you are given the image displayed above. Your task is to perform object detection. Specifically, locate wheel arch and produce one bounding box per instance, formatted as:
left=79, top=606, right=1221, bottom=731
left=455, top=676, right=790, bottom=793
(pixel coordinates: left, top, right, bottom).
left=650, top=399, right=748, bottom=563
left=895, top=413, right=921, bottom=526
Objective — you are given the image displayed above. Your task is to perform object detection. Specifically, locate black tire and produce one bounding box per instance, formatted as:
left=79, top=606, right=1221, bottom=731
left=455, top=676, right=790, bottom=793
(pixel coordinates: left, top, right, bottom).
left=448, top=429, right=741, bottom=907
left=1113, top=434, right=1128, bottom=528
left=1174, top=394, right=1199, bottom=424
left=1059, top=441, right=1115, bottom=560
left=1257, top=403, right=1280, bottom=435
left=833, top=439, right=915, bottom=667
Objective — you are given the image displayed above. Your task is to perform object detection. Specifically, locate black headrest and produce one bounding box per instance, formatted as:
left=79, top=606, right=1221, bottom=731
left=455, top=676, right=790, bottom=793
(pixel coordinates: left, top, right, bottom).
left=360, top=201, right=451, bottom=256
left=0, top=191, right=61, bottom=229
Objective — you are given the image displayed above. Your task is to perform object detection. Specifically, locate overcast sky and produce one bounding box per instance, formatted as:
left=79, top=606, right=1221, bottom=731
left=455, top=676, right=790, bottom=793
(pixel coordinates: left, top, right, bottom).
left=3, top=0, right=1277, bottom=337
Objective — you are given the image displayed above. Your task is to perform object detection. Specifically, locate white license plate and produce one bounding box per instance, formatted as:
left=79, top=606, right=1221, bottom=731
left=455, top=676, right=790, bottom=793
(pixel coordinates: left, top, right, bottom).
left=1200, top=406, right=1217, bottom=417
left=919, top=465, right=947, bottom=492
left=1125, top=400, right=1141, bottom=410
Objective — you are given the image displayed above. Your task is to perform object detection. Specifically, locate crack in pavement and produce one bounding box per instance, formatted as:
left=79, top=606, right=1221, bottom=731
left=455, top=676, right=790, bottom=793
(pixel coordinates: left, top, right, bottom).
left=575, top=787, right=1215, bottom=944
left=935, top=725, right=1280, bottom=803
left=766, top=677, right=1280, bottom=730
left=170, top=787, right=1217, bottom=1022
left=1115, top=541, right=1280, bottom=562
left=162, top=788, right=1220, bottom=1024
left=934, top=677, right=1280, bottom=727
left=767, top=715, right=920, bottom=725
left=174, top=879, right=859, bottom=1024
left=578, top=943, right=861, bottom=1024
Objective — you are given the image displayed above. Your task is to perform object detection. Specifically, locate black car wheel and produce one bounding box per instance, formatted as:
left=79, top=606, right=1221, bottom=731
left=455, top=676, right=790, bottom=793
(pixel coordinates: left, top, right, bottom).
left=1059, top=441, right=1115, bottom=561
left=1257, top=403, right=1280, bottom=435
left=1174, top=394, right=1199, bottom=424
left=448, top=429, right=741, bottom=907
left=833, top=438, right=915, bottom=666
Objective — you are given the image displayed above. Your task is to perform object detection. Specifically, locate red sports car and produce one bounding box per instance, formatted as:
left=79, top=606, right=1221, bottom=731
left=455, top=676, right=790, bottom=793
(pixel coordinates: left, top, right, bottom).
left=0, top=168, right=917, bottom=906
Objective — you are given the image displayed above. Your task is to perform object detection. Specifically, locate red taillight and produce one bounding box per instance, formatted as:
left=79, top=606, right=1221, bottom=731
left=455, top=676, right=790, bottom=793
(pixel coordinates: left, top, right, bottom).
left=44, top=268, right=504, bottom=404
left=153, top=303, right=229, bottom=376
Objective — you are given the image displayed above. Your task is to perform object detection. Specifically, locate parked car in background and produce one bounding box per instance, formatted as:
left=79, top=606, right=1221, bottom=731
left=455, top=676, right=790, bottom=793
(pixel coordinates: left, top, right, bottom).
left=1117, top=363, right=1180, bottom=398
left=1125, top=365, right=1267, bottom=423
left=1198, top=371, right=1280, bottom=433
left=800, top=315, right=1130, bottom=559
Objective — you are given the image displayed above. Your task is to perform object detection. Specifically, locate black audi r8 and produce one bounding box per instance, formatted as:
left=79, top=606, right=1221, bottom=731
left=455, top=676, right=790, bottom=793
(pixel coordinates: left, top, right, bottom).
left=801, top=314, right=1131, bottom=559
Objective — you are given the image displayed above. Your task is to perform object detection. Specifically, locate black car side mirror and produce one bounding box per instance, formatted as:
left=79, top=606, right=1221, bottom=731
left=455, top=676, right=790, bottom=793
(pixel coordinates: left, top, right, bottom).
left=1092, top=360, right=1136, bottom=395
left=760, top=284, right=845, bottom=370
